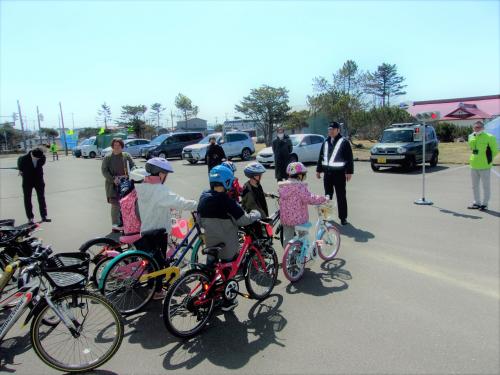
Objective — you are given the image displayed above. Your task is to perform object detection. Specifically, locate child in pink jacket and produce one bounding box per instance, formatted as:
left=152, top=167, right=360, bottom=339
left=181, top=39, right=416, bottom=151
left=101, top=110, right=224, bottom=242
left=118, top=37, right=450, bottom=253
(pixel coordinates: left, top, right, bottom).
left=278, top=162, right=328, bottom=246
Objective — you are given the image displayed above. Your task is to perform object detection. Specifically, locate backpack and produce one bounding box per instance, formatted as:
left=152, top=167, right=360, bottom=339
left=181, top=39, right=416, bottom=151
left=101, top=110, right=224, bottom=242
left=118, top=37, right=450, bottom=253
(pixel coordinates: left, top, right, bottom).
left=120, top=189, right=141, bottom=235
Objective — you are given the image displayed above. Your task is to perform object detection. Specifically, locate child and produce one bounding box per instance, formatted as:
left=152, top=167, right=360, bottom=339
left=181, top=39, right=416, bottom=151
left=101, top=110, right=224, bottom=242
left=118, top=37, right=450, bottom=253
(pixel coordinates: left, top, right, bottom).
left=221, top=161, right=243, bottom=202
left=241, top=162, right=269, bottom=218
left=197, top=164, right=261, bottom=311
left=278, top=162, right=328, bottom=246
left=127, top=157, right=197, bottom=299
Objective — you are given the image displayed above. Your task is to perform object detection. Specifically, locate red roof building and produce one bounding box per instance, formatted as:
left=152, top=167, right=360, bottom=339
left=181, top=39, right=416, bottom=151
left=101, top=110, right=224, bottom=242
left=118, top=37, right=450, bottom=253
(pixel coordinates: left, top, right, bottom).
left=407, top=95, right=500, bottom=126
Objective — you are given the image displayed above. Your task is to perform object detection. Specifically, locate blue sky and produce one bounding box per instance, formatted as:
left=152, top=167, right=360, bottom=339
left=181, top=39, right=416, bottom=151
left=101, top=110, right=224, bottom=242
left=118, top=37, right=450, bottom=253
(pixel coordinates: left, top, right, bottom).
left=1, top=0, right=499, bottom=130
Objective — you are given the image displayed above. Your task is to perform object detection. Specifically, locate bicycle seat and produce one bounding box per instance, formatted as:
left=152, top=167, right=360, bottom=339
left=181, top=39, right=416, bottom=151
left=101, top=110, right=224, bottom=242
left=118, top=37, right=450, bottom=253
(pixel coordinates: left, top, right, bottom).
left=202, top=242, right=225, bottom=257
left=141, top=228, right=166, bottom=237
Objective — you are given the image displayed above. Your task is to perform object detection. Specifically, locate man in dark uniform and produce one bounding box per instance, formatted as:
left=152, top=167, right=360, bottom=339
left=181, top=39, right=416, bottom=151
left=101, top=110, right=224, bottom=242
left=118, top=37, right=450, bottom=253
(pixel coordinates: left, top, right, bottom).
left=17, top=147, right=51, bottom=223
left=316, top=121, right=353, bottom=225
left=206, top=135, right=226, bottom=172
left=272, top=127, right=293, bottom=182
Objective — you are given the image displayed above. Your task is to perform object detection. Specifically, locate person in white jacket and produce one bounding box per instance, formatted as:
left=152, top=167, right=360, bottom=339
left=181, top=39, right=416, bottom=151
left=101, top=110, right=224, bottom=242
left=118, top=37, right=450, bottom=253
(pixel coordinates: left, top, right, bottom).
left=130, top=157, right=197, bottom=299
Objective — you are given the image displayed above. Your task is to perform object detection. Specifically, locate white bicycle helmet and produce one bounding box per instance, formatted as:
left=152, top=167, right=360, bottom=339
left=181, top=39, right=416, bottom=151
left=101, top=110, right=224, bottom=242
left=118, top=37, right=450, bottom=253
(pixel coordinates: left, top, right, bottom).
left=129, top=168, right=148, bottom=182
left=145, top=157, right=174, bottom=175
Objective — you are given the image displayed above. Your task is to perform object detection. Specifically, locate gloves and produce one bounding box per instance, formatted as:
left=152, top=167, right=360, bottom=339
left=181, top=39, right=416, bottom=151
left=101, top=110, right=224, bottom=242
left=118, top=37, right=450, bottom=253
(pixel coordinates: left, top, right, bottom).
left=249, top=210, right=262, bottom=222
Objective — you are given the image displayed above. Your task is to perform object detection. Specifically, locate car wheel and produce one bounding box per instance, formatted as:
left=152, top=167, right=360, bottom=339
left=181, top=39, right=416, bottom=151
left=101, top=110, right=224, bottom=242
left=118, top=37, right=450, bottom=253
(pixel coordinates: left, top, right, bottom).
left=371, top=162, right=380, bottom=172
left=188, top=160, right=197, bottom=165
left=241, top=148, right=252, bottom=161
left=89, top=151, right=96, bottom=158
left=158, top=152, right=167, bottom=159
left=430, top=152, right=438, bottom=167
left=289, top=154, right=298, bottom=163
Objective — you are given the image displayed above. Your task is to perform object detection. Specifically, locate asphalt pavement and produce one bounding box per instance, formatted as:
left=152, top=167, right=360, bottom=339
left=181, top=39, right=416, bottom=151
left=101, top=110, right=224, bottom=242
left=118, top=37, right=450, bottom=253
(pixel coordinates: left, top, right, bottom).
left=0, top=154, right=499, bottom=375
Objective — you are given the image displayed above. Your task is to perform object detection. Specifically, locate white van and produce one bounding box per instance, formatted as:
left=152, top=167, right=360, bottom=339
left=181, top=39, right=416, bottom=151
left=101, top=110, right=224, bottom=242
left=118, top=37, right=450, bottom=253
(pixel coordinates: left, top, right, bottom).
left=80, top=136, right=98, bottom=158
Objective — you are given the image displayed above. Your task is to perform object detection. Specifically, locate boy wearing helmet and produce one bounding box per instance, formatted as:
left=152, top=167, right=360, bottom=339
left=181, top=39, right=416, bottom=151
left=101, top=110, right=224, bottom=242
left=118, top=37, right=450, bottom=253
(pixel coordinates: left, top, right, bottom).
left=278, top=162, right=328, bottom=245
left=241, top=162, right=269, bottom=218
left=221, top=161, right=243, bottom=201
left=198, top=165, right=261, bottom=283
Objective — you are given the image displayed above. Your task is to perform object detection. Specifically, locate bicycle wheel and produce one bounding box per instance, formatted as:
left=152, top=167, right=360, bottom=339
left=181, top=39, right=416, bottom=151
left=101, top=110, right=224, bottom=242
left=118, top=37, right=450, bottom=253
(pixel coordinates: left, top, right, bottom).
left=245, top=247, right=278, bottom=299
left=101, top=253, right=159, bottom=315
left=31, top=290, right=124, bottom=373
left=317, top=224, right=341, bottom=261
left=282, top=242, right=305, bottom=282
left=163, top=269, right=214, bottom=338
left=91, top=257, right=112, bottom=290
left=79, top=238, right=122, bottom=285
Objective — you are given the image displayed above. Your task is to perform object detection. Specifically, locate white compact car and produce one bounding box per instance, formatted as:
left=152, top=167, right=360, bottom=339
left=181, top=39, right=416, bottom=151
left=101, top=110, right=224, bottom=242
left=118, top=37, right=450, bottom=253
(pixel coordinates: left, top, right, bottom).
left=256, top=134, right=325, bottom=166
left=182, top=132, right=255, bottom=164
left=80, top=136, right=98, bottom=158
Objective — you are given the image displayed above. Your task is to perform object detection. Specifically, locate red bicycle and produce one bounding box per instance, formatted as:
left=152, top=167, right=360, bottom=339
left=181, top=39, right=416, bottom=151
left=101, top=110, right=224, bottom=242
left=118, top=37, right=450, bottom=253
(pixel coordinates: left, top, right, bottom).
left=162, top=221, right=279, bottom=338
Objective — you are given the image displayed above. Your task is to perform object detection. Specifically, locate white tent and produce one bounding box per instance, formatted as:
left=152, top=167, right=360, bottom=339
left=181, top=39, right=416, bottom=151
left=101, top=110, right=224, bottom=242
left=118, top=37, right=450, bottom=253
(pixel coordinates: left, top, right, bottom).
left=485, top=117, right=500, bottom=150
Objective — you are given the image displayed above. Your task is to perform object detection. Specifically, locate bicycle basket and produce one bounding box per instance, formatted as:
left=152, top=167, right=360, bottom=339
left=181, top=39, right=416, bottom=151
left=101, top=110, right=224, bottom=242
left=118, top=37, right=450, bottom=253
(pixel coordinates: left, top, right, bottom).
left=43, top=252, right=90, bottom=289
left=318, top=204, right=334, bottom=220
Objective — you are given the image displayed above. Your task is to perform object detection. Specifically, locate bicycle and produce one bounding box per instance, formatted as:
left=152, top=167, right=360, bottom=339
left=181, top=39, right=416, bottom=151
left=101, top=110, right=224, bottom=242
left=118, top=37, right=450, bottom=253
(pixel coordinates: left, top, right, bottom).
left=98, top=212, right=203, bottom=315
left=163, top=221, right=279, bottom=338
left=282, top=203, right=341, bottom=282
left=0, top=245, right=124, bottom=373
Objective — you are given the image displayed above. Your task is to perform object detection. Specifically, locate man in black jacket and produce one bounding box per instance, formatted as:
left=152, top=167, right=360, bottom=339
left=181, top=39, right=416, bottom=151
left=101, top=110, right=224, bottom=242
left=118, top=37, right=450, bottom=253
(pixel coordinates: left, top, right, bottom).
left=17, top=147, right=51, bottom=223
left=206, top=136, right=226, bottom=172
left=316, top=122, right=353, bottom=225
left=272, top=128, right=293, bottom=182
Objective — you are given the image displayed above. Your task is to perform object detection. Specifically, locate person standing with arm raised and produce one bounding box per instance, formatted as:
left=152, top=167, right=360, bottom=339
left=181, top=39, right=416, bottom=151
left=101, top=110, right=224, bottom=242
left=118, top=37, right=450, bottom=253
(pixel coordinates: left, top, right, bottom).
left=316, top=121, right=353, bottom=225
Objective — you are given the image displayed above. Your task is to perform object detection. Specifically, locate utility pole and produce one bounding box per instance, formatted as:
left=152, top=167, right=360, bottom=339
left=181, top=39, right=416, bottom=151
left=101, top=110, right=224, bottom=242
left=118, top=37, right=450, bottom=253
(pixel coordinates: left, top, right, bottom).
left=17, top=100, right=27, bottom=151
left=71, top=112, right=75, bottom=130
left=59, top=102, right=68, bottom=156
left=36, top=106, right=43, bottom=145
left=170, top=110, right=174, bottom=132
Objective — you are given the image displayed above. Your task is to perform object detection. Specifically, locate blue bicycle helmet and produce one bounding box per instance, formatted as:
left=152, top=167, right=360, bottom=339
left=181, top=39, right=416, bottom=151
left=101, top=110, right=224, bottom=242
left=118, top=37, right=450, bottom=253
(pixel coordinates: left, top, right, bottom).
left=209, top=165, right=234, bottom=190
left=221, top=161, right=237, bottom=173
left=244, top=162, right=266, bottom=178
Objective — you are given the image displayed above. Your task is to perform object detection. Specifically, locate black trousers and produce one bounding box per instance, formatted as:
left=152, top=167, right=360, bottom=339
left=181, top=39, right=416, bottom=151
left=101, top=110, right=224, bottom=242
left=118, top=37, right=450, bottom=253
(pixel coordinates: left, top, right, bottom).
left=323, top=170, right=347, bottom=220
left=23, top=182, right=47, bottom=220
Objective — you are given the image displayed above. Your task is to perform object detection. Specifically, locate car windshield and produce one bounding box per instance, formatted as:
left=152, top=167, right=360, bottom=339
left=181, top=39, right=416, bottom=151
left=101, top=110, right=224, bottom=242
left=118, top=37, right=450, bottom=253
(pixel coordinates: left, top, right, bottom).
left=381, top=130, right=414, bottom=143
left=289, top=135, right=302, bottom=146
left=199, top=134, right=222, bottom=144
left=79, top=139, right=90, bottom=146
left=150, top=134, right=169, bottom=145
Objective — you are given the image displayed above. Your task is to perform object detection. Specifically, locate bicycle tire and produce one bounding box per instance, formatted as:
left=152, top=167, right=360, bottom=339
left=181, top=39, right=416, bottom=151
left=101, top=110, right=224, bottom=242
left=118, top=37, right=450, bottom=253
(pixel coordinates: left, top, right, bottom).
left=163, top=269, right=214, bottom=338
left=317, top=224, right=341, bottom=261
left=30, top=290, right=124, bottom=373
left=282, top=242, right=305, bottom=282
left=244, top=247, right=278, bottom=300
left=101, top=252, right=159, bottom=315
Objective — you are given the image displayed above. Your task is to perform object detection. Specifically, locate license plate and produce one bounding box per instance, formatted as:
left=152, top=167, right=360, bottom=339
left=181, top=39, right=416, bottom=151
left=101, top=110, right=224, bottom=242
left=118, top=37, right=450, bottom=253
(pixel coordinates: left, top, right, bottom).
left=377, top=157, right=387, bottom=163
left=183, top=153, right=191, bottom=158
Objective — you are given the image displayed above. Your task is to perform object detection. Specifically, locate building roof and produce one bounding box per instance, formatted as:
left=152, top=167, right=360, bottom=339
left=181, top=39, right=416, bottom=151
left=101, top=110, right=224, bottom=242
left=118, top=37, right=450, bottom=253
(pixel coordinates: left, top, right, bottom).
left=408, top=95, right=500, bottom=120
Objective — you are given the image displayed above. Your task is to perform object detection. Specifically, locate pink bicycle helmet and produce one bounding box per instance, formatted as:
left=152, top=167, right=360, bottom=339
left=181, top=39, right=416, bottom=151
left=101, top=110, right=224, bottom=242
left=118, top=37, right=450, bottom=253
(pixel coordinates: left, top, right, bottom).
left=286, top=162, right=307, bottom=176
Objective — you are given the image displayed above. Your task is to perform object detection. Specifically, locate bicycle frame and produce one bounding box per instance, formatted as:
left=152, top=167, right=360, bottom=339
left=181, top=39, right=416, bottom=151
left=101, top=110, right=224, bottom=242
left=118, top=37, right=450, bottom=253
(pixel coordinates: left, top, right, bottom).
left=193, top=234, right=268, bottom=307
left=292, top=206, right=332, bottom=263
left=98, top=213, right=203, bottom=289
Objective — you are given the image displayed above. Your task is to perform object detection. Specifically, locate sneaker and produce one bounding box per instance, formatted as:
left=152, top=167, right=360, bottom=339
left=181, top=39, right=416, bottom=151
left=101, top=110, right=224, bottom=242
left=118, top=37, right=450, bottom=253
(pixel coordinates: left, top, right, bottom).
left=479, top=205, right=488, bottom=211
left=28, top=218, right=35, bottom=224
left=111, top=224, right=123, bottom=232
left=153, top=290, right=167, bottom=300
left=341, top=219, right=349, bottom=226
left=221, top=299, right=238, bottom=312
left=467, top=204, right=480, bottom=209
left=42, top=217, right=52, bottom=223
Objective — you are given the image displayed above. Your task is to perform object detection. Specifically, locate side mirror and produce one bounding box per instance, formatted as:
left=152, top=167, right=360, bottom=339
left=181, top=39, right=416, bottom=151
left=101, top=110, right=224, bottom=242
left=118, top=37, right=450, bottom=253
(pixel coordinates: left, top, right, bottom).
left=218, top=140, right=225, bottom=145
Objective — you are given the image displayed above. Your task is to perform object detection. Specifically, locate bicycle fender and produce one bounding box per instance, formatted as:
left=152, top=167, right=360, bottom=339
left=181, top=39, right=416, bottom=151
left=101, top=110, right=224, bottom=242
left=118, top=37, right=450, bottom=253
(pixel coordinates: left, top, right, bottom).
left=79, top=236, right=119, bottom=252
left=22, top=288, right=42, bottom=327
left=98, top=250, right=155, bottom=291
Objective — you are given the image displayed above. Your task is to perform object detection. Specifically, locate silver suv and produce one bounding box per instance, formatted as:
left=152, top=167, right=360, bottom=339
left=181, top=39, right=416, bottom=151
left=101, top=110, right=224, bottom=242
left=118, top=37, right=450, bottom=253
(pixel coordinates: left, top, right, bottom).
left=370, top=123, right=439, bottom=171
left=182, top=132, right=255, bottom=164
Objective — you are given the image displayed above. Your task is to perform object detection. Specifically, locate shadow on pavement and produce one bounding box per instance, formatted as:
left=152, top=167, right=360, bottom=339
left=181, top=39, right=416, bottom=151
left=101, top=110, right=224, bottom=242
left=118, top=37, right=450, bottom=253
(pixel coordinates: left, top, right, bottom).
left=285, top=258, right=351, bottom=296
left=0, top=334, right=31, bottom=373
left=340, top=223, right=375, bottom=243
left=162, top=294, right=286, bottom=371
left=432, top=206, right=482, bottom=220
left=376, top=165, right=449, bottom=175
left=482, top=208, right=500, bottom=218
